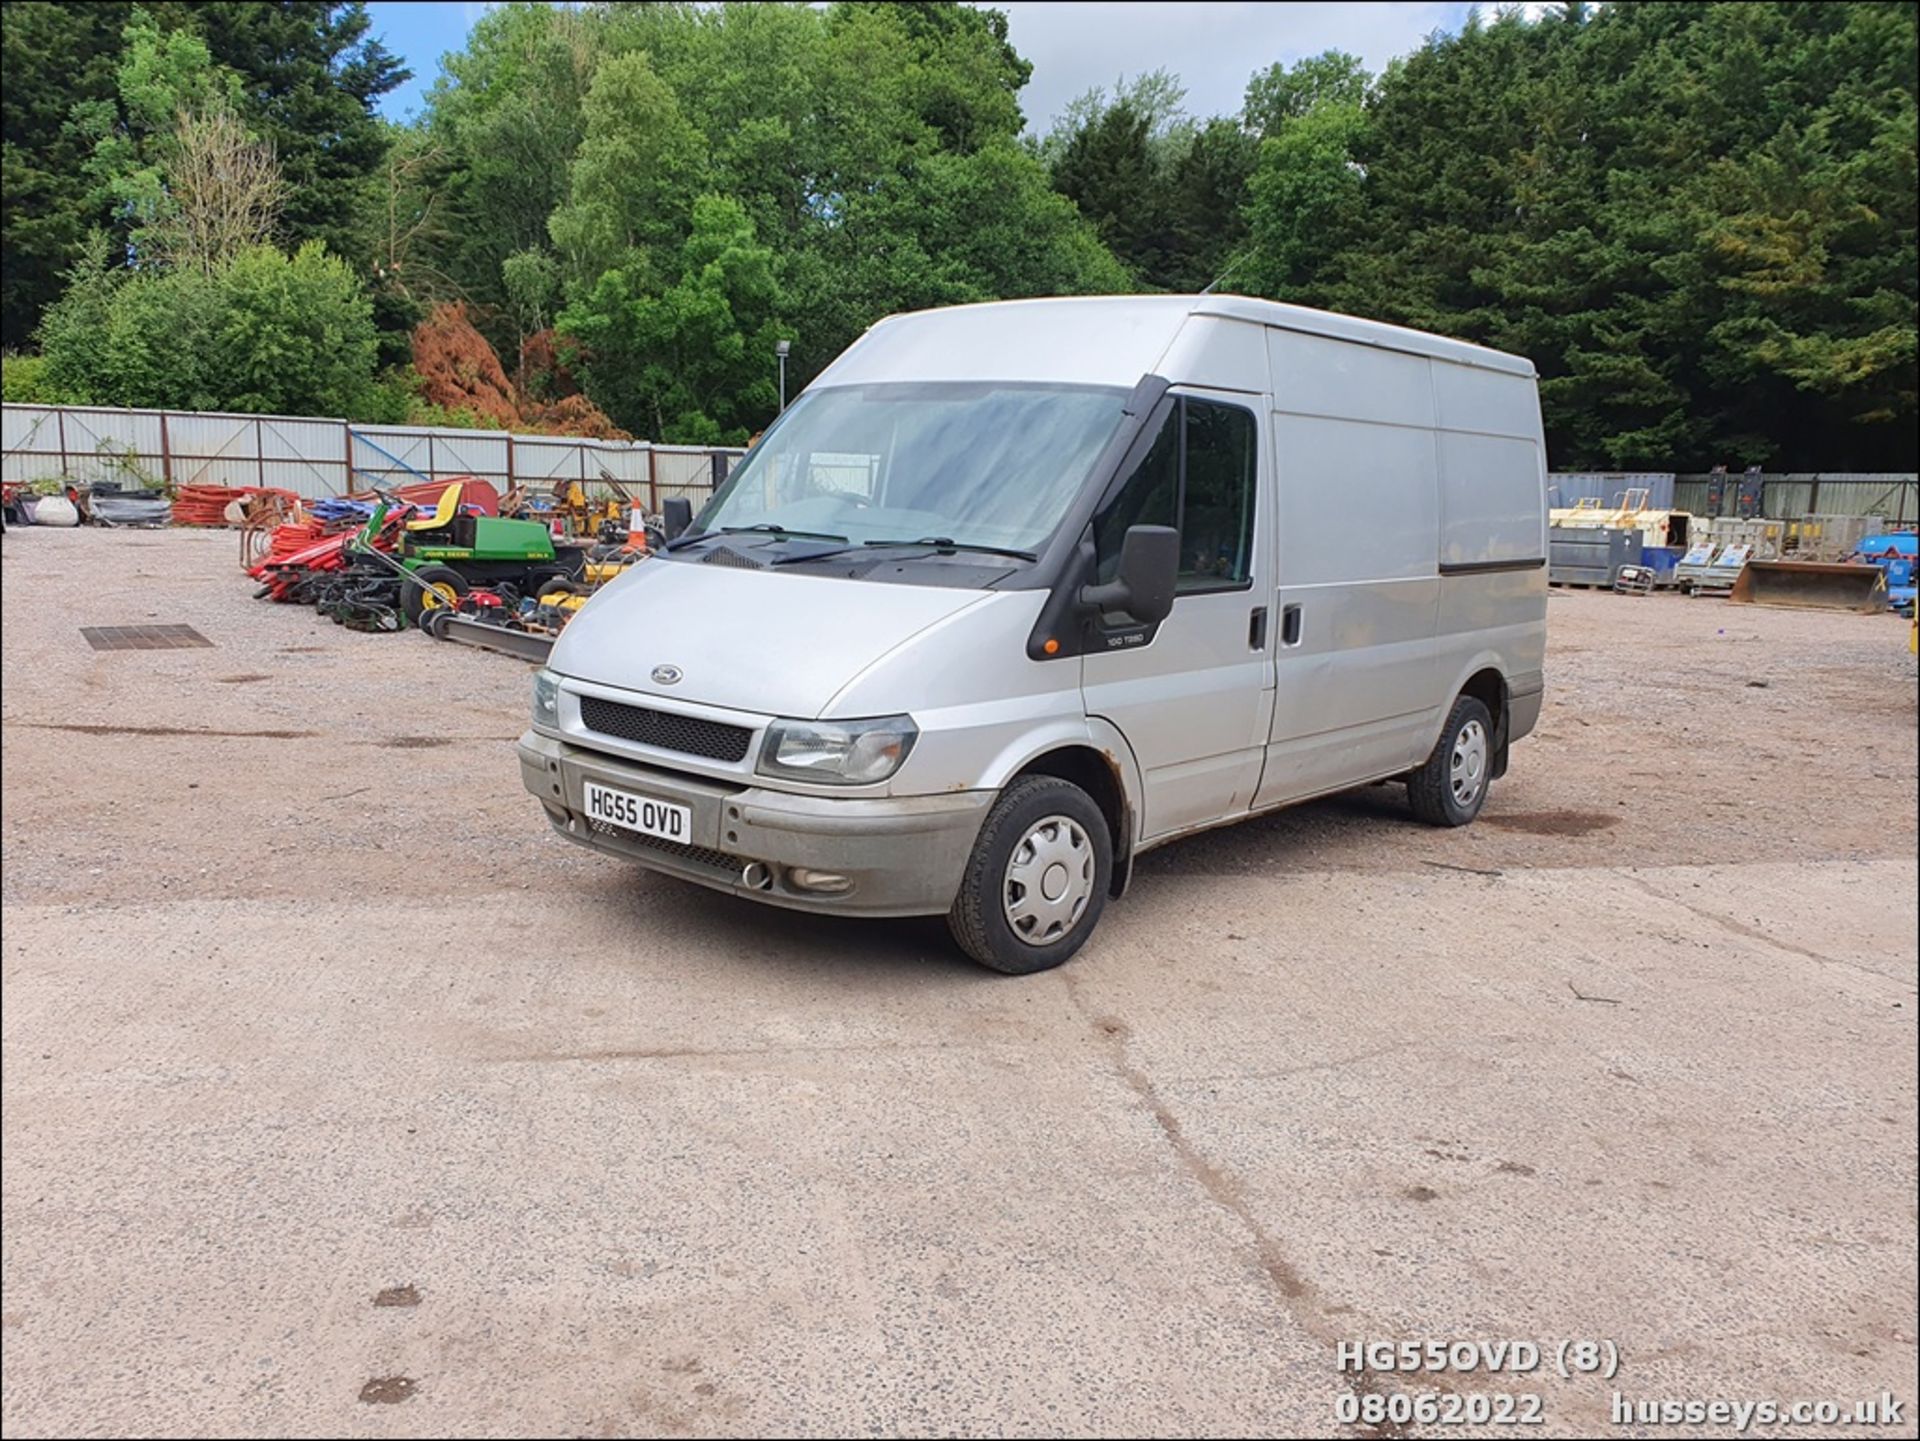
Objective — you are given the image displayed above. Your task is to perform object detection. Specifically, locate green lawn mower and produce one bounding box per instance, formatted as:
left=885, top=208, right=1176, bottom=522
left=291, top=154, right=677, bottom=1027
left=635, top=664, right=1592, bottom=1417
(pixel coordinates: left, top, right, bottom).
left=352, top=484, right=587, bottom=630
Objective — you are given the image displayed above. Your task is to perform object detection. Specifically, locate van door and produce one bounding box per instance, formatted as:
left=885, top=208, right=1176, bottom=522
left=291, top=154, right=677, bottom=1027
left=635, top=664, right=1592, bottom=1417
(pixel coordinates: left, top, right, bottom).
left=1081, top=389, right=1274, bottom=841
left=1253, top=330, right=1441, bottom=807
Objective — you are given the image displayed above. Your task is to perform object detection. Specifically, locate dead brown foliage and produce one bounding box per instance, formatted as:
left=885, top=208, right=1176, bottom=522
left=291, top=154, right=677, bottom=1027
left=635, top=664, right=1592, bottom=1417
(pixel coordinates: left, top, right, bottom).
left=410, top=304, right=628, bottom=439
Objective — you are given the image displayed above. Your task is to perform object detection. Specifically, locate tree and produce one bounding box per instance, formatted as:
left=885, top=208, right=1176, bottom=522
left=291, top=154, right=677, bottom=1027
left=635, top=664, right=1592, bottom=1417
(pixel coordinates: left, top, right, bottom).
left=1051, top=101, right=1163, bottom=284
left=1161, top=118, right=1259, bottom=292
left=422, top=2, right=599, bottom=339
left=1, top=0, right=131, bottom=346
left=37, top=237, right=380, bottom=417
left=1242, top=50, right=1369, bottom=137
left=1035, top=69, right=1193, bottom=171
left=1240, top=104, right=1368, bottom=300
left=34, top=231, right=124, bottom=403
left=547, top=50, right=707, bottom=281
left=70, top=6, right=243, bottom=264
left=149, top=98, right=287, bottom=273
left=1243, top=2, right=1917, bottom=468
left=149, top=1, right=406, bottom=264
left=559, top=195, right=781, bottom=443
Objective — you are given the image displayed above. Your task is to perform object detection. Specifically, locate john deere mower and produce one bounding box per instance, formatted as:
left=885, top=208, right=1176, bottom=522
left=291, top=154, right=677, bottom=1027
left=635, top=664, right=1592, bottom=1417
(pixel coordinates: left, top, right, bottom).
left=366, top=483, right=581, bottom=628
left=314, top=483, right=587, bottom=631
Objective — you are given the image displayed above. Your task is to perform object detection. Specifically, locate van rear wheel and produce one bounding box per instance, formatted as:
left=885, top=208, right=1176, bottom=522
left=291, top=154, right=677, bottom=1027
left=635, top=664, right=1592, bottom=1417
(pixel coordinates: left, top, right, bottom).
left=948, top=776, right=1112, bottom=974
left=1408, top=694, right=1494, bottom=827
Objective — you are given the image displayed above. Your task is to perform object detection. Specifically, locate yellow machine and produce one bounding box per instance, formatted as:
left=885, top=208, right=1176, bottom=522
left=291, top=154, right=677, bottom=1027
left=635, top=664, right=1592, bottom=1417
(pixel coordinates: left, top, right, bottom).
left=504, top=473, right=642, bottom=541
left=1550, top=489, right=1693, bottom=551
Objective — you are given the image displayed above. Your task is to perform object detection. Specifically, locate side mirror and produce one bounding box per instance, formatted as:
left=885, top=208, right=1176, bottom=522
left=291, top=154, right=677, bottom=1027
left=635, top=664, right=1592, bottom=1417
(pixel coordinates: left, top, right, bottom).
left=661, top=496, right=693, bottom=541
left=1080, top=524, right=1178, bottom=625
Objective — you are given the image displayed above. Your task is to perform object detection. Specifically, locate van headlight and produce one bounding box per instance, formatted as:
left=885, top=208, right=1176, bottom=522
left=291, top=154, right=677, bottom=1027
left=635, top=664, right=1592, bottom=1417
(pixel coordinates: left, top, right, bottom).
left=758, top=715, right=918, bottom=785
left=531, top=668, right=561, bottom=729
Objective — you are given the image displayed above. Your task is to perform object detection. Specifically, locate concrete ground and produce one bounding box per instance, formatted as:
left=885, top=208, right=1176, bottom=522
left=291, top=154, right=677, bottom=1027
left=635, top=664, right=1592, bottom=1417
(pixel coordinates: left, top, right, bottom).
left=2, top=526, right=1915, bottom=1438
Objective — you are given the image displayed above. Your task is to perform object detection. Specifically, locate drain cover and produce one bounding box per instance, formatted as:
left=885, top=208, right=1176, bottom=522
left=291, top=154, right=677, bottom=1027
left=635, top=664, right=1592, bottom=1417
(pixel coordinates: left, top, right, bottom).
left=81, top=624, right=214, bottom=651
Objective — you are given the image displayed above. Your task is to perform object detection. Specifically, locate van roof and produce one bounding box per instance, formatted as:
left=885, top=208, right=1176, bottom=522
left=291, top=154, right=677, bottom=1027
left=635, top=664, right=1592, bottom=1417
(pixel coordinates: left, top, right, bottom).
left=815, top=294, right=1535, bottom=391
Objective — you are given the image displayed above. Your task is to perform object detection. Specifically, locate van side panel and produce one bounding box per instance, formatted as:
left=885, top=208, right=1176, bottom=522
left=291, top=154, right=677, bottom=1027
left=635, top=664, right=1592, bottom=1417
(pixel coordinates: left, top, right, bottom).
left=1431, top=366, right=1549, bottom=743
left=1150, top=315, right=1272, bottom=394
left=1255, top=331, right=1441, bottom=806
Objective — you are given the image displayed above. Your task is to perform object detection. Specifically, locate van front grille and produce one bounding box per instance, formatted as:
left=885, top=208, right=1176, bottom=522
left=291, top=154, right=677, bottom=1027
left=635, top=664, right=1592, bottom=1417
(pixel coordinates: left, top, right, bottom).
left=578, top=694, right=753, bottom=762
left=587, top=818, right=738, bottom=875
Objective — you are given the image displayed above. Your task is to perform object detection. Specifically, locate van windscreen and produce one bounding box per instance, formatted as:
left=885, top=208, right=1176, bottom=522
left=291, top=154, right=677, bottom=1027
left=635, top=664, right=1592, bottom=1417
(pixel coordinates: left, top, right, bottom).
left=687, top=382, right=1126, bottom=556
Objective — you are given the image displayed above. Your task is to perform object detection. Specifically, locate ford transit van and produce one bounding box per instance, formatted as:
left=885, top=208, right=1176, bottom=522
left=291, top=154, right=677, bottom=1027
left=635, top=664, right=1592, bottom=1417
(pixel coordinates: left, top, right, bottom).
left=518, top=295, right=1547, bottom=972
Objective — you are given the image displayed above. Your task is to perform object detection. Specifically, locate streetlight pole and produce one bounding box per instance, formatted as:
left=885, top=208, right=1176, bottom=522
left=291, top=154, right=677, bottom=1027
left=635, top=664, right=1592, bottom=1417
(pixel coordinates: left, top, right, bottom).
left=775, top=339, right=791, bottom=414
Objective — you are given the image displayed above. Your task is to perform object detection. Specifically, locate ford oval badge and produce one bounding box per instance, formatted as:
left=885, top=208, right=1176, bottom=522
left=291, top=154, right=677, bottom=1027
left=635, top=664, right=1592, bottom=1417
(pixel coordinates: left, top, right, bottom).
left=651, top=664, right=683, bottom=686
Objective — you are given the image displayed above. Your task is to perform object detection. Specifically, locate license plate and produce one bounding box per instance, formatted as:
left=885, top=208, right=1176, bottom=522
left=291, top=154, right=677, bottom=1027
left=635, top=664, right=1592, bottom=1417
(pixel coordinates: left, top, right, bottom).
left=583, top=781, right=693, bottom=844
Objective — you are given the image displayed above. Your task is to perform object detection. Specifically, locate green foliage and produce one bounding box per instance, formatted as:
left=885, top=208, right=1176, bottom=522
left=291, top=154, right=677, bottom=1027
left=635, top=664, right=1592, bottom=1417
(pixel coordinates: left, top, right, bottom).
left=1240, top=104, right=1369, bottom=300
left=1243, top=2, right=1918, bottom=469
left=1, top=1, right=131, bottom=347
left=1242, top=50, right=1370, bottom=138
left=1051, top=101, right=1162, bottom=284
left=1, top=353, right=64, bottom=403
left=11, top=0, right=1912, bottom=469
left=37, top=239, right=380, bottom=417
left=148, top=1, right=407, bottom=265
left=3, top=1, right=400, bottom=345
left=35, top=231, right=124, bottom=404
left=560, top=194, right=781, bottom=443
left=1160, top=119, right=1258, bottom=292
left=70, top=7, right=243, bottom=263
left=548, top=50, right=707, bottom=279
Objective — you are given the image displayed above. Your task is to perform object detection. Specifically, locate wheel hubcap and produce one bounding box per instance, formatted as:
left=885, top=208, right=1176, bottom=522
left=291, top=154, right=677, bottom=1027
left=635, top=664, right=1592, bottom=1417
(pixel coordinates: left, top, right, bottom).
left=1450, top=718, right=1488, bottom=807
left=1004, top=815, right=1094, bottom=946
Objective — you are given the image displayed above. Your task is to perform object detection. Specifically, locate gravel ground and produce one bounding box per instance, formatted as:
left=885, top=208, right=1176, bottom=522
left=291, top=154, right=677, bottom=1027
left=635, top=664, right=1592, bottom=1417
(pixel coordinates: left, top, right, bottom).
left=2, top=526, right=1915, bottom=1437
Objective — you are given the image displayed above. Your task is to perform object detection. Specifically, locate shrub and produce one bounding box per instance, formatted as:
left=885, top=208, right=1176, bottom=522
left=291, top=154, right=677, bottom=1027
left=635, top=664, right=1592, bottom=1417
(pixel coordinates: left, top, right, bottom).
left=1, top=353, right=64, bottom=403
left=36, top=238, right=380, bottom=418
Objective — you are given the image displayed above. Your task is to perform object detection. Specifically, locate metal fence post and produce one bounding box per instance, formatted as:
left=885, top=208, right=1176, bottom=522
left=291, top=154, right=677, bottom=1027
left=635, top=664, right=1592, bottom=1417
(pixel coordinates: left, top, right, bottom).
left=55, top=406, right=68, bottom=481
left=647, top=444, right=658, bottom=512
left=159, top=412, right=174, bottom=490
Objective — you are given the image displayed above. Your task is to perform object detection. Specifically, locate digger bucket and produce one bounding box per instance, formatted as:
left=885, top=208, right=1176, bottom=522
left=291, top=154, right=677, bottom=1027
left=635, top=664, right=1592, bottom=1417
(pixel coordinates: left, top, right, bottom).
left=1728, top=560, right=1888, bottom=614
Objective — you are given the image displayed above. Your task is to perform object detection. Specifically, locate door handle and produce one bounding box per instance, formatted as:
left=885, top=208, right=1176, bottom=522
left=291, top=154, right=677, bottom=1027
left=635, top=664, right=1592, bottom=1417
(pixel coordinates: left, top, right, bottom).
left=1281, top=603, right=1304, bottom=646
left=1248, top=606, right=1268, bottom=649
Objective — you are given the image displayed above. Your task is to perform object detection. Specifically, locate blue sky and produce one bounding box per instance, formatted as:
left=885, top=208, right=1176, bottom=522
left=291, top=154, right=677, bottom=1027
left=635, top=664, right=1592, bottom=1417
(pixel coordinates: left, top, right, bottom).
left=365, top=2, right=1480, bottom=132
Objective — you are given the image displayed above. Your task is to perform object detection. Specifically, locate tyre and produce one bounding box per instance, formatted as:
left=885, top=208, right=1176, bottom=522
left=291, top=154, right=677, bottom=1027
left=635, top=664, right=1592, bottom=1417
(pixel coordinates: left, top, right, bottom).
left=402, top=564, right=468, bottom=630
left=1407, top=694, right=1495, bottom=827
left=947, top=775, right=1112, bottom=974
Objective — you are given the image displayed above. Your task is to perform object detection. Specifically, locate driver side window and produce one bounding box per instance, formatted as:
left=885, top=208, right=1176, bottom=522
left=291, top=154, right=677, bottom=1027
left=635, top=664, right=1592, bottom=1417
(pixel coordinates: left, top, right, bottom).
left=1093, top=395, right=1257, bottom=592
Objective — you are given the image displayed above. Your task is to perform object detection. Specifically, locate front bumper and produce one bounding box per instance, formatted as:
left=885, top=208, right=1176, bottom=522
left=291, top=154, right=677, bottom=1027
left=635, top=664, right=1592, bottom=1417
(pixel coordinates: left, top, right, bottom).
left=517, top=730, right=993, bottom=918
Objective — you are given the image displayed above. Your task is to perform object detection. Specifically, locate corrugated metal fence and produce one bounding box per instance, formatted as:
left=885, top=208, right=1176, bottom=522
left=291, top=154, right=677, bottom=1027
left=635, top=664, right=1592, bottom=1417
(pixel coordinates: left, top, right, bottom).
left=8, top=405, right=1912, bottom=527
left=1669, top=473, right=1916, bottom=523
left=1547, top=473, right=1678, bottom=510
left=1, top=403, right=744, bottom=510
left=1548, top=473, right=1920, bottom=521
left=1552, top=471, right=1914, bottom=521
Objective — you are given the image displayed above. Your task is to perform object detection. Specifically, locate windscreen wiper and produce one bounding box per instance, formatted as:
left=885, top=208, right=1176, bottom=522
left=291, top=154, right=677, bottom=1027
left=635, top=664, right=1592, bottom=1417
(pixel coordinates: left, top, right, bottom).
left=721, top=524, right=848, bottom=540
left=769, top=535, right=1040, bottom=568
left=667, top=522, right=847, bottom=552
left=862, top=537, right=1038, bottom=561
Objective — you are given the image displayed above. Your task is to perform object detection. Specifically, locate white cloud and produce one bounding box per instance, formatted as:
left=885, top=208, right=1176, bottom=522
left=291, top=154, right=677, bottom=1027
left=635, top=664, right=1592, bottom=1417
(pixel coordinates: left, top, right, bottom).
left=985, top=1, right=1469, bottom=133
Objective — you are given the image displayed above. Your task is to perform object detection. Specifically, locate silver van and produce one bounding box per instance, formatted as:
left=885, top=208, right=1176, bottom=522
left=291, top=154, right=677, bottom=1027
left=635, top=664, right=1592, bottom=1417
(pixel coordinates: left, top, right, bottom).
left=518, top=295, right=1547, bottom=972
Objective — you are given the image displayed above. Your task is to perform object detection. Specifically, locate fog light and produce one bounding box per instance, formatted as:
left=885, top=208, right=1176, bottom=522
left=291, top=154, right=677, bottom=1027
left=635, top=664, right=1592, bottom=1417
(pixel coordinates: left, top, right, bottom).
left=788, top=867, right=853, bottom=895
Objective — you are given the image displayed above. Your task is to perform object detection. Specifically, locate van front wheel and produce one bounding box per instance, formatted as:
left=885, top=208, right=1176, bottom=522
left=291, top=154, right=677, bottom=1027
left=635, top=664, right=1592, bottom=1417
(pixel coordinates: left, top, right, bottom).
left=1407, top=694, right=1494, bottom=827
left=948, top=776, right=1112, bottom=974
